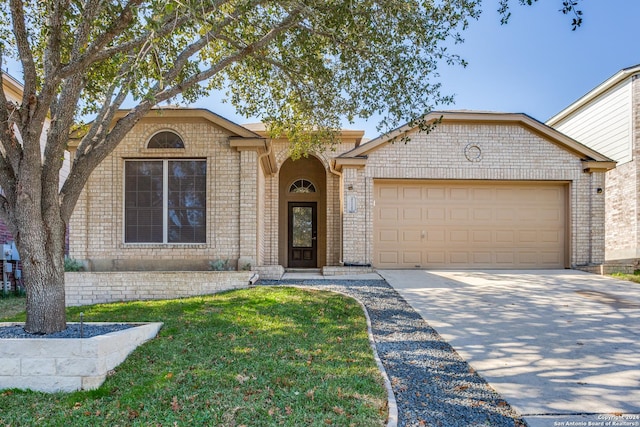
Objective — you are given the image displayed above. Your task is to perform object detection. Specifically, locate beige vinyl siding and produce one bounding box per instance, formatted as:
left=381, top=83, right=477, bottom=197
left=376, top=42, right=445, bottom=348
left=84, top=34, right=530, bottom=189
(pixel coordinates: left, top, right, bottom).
left=553, top=79, right=632, bottom=164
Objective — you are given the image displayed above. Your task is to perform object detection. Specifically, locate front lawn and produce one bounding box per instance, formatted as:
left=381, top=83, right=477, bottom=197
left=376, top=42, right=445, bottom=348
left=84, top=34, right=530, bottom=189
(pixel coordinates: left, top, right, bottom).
left=610, top=270, right=640, bottom=284
left=0, top=293, right=25, bottom=320
left=0, top=287, right=388, bottom=426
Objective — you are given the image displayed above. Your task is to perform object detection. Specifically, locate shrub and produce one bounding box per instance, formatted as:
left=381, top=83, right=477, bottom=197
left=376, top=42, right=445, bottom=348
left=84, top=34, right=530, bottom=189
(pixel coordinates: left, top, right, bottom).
left=64, top=257, right=85, bottom=272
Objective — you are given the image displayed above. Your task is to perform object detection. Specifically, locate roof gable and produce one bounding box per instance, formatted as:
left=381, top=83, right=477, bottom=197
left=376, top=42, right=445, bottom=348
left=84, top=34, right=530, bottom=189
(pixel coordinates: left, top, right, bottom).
left=115, top=107, right=262, bottom=138
left=338, top=111, right=614, bottom=165
left=547, top=64, right=640, bottom=126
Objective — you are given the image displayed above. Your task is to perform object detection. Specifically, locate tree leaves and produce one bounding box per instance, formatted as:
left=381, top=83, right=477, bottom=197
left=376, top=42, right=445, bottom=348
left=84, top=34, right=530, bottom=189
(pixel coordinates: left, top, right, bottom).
left=498, top=0, right=584, bottom=30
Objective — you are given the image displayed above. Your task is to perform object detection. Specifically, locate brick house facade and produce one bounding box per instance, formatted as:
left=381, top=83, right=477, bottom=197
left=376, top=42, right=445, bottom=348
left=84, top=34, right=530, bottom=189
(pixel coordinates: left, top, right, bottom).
left=548, top=64, right=640, bottom=266
left=68, top=109, right=613, bottom=278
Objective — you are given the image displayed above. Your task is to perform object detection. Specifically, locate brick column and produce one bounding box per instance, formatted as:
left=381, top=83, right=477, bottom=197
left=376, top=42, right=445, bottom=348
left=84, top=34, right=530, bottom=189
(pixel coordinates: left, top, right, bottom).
left=341, top=166, right=368, bottom=265
left=238, top=150, right=258, bottom=269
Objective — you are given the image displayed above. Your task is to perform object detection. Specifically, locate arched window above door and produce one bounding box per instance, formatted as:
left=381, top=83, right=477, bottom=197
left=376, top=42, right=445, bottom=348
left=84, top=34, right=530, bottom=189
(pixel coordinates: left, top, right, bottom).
left=289, top=179, right=316, bottom=193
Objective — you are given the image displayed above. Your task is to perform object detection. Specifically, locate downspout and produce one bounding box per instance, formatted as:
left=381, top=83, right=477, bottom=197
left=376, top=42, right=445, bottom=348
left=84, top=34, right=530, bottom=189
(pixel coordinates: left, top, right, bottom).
left=328, top=159, right=343, bottom=265
left=257, top=138, right=274, bottom=174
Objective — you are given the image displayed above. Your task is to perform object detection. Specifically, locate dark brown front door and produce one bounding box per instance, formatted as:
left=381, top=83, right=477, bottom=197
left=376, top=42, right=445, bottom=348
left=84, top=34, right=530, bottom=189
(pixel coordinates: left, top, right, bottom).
left=288, top=202, right=317, bottom=268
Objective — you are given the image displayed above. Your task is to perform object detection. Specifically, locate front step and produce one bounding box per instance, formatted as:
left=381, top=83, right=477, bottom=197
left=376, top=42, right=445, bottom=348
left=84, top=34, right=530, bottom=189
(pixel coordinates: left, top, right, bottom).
left=284, top=268, right=322, bottom=274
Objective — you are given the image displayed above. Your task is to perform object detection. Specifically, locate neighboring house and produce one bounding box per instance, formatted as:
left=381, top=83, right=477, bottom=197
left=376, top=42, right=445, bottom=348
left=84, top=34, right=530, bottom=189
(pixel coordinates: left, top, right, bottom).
left=67, top=108, right=614, bottom=278
left=0, top=73, right=70, bottom=291
left=547, top=64, right=639, bottom=265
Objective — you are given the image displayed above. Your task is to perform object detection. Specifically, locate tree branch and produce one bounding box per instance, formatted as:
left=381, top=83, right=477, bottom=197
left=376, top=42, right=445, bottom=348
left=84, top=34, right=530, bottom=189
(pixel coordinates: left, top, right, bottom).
left=60, top=4, right=306, bottom=221
left=59, top=0, right=230, bottom=78
left=9, top=0, right=37, bottom=124
left=154, top=4, right=306, bottom=104
left=0, top=55, right=23, bottom=175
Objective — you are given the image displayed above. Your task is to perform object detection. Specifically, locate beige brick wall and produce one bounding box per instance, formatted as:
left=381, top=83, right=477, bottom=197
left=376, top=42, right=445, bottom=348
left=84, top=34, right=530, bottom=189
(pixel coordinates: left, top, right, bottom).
left=341, top=122, right=606, bottom=267
left=69, top=117, right=245, bottom=270
left=604, top=161, right=637, bottom=260
left=65, top=271, right=250, bottom=306
left=261, top=141, right=350, bottom=266
left=69, top=113, right=605, bottom=272
left=603, top=75, right=640, bottom=261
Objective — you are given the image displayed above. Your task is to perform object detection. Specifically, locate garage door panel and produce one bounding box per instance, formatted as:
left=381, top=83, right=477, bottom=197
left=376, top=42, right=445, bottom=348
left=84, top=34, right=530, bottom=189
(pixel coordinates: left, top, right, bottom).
left=450, top=208, right=469, bottom=220
left=374, top=181, right=566, bottom=269
left=402, top=230, right=421, bottom=242
left=449, top=252, right=469, bottom=264
left=539, top=208, right=561, bottom=221
left=403, top=207, right=421, bottom=221
left=517, top=209, right=539, bottom=221
left=427, top=208, right=446, bottom=220
left=519, top=230, right=538, bottom=243
left=378, top=187, right=398, bottom=200
left=449, top=230, right=469, bottom=242
left=379, top=207, right=398, bottom=220
left=540, top=230, right=561, bottom=243
left=378, top=252, right=398, bottom=264
left=496, top=230, right=515, bottom=243
left=427, top=188, right=446, bottom=199
left=427, top=229, right=445, bottom=242
left=473, top=208, right=493, bottom=221
left=495, top=252, right=515, bottom=264
left=403, top=252, right=422, bottom=264
left=472, top=188, right=492, bottom=201
left=496, top=208, right=516, bottom=221
left=472, top=230, right=491, bottom=243
left=402, top=187, right=422, bottom=199
left=378, top=230, right=398, bottom=242
left=473, top=252, right=492, bottom=263
left=427, top=252, right=446, bottom=263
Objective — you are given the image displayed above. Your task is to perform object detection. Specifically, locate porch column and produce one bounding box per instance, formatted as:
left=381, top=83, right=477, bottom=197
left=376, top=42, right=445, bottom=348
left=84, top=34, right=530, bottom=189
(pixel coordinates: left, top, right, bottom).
left=230, top=137, right=275, bottom=270
left=238, top=149, right=258, bottom=269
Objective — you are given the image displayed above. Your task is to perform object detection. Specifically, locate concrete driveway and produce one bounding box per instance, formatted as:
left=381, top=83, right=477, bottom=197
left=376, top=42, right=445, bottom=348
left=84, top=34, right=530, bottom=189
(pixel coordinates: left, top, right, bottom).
left=378, top=270, right=640, bottom=427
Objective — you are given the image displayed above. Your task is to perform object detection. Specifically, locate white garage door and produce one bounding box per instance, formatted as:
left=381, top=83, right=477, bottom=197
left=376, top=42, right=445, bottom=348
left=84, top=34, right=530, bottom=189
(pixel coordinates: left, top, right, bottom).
left=373, top=180, right=567, bottom=269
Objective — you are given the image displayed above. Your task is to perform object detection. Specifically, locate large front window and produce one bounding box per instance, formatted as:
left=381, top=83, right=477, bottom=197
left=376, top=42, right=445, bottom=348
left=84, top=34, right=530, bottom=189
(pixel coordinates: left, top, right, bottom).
left=125, top=160, right=206, bottom=243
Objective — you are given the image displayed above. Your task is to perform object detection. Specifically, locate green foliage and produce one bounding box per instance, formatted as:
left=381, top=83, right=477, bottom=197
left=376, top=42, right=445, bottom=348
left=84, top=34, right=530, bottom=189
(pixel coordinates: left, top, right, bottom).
left=0, top=0, right=482, bottom=156
left=64, top=257, right=85, bottom=272
left=498, top=0, right=583, bottom=29
left=209, top=259, right=233, bottom=271
left=0, top=288, right=387, bottom=426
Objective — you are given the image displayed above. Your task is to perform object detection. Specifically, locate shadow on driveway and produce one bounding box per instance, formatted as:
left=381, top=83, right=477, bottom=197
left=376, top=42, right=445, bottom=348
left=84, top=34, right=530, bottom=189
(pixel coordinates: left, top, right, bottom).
left=379, top=270, right=640, bottom=426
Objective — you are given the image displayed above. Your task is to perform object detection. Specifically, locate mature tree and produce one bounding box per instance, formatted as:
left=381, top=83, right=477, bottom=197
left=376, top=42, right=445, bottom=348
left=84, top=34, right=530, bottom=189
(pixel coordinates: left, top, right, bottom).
left=0, top=0, right=583, bottom=334
left=0, top=0, right=483, bottom=334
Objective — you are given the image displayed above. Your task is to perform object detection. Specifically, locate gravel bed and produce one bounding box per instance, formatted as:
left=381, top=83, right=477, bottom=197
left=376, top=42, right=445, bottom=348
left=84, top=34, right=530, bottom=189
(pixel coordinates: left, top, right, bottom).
left=260, top=279, right=527, bottom=427
left=0, top=323, right=134, bottom=339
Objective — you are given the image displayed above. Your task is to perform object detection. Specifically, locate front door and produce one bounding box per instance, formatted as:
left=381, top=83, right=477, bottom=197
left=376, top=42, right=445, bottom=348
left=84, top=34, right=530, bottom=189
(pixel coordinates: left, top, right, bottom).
left=288, top=202, right=317, bottom=268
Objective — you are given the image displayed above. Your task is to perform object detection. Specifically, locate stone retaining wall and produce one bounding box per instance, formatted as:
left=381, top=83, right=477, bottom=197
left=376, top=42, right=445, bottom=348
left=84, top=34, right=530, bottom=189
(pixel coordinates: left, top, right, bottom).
left=0, top=322, right=162, bottom=392
left=65, top=271, right=251, bottom=306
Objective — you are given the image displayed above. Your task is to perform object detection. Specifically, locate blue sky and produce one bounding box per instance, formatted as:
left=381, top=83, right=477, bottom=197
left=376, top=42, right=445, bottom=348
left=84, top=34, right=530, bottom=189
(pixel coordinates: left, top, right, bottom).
left=4, top=1, right=637, bottom=139
left=195, top=1, right=640, bottom=138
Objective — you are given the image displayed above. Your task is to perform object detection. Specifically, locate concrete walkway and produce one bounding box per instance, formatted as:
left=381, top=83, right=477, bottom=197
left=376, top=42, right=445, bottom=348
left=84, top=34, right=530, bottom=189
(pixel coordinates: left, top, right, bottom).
left=379, top=270, right=640, bottom=427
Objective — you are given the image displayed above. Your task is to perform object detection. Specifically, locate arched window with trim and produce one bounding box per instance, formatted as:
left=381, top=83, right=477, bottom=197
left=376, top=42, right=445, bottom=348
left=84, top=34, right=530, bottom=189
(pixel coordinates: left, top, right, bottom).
left=289, top=179, right=316, bottom=193
left=147, top=131, right=185, bottom=149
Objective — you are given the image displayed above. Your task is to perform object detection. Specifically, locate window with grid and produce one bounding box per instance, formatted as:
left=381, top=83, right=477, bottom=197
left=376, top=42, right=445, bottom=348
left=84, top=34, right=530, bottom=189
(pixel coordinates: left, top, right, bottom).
left=125, top=160, right=206, bottom=243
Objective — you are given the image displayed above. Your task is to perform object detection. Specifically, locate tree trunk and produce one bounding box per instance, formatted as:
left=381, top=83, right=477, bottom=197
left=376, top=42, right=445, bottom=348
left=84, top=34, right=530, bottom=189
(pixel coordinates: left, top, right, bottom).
left=17, top=211, right=68, bottom=334
left=22, top=252, right=67, bottom=334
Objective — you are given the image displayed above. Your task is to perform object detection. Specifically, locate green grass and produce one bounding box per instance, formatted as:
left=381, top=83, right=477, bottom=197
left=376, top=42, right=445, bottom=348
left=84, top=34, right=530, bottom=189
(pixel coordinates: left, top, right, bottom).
left=0, top=287, right=388, bottom=426
left=0, top=293, right=25, bottom=320
left=609, top=270, right=640, bottom=284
